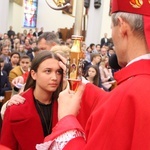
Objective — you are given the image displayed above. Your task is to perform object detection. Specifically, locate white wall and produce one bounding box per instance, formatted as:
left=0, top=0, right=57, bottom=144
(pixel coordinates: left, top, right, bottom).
left=100, top=0, right=112, bottom=39
left=85, top=0, right=103, bottom=46
left=85, top=0, right=112, bottom=46
left=4, top=0, right=111, bottom=41
left=8, top=2, right=24, bottom=33
left=7, top=0, right=75, bottom=33
left=0, top=0, right=9, bottom=33
left=37, top=0, right=75, bottom=32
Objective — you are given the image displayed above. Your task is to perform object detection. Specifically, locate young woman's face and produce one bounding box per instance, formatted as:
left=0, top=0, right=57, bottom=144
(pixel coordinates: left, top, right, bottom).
left=19, top=45, right=24, bottom=52
left=94, top=56, right=101, bottom=64
left=88, top=67, right=96, bottom=78
left=32, top=58, right=62, bottom=93
left=11, top=54, right=20, bottom=64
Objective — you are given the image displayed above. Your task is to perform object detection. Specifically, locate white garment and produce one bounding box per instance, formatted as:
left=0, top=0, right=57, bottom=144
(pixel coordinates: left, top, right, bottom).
left=127, top=53, right=150, bottom=66
left=36, top=130, right=85, bottom=150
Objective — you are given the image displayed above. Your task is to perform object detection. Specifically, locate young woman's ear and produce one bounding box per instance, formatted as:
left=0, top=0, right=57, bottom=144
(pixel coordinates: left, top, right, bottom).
left=31, top=70, right=37, bottom=80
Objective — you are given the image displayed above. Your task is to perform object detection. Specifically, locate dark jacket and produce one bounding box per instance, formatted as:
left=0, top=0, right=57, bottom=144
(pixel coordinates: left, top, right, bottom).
left=0, top=71, right=12, bottom=96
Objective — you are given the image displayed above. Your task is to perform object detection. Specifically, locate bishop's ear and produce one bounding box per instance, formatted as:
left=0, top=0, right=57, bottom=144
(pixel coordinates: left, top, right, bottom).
left=117, top=17, right=129, bottom=36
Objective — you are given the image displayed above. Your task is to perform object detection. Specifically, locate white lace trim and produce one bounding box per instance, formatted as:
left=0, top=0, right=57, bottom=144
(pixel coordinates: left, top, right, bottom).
left=36, top=141, right=53, bottom=150
left=36, top=130, right=85, bottom=150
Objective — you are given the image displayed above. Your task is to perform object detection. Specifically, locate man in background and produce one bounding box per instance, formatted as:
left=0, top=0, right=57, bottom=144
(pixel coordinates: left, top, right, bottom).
left=37, top=31, right=60, bottom=50
left=38, top=27, right=44, bottom=36
left=7, top=26, right=15, bottom=39
left=9, top=55, right=30, bottom=87
left=100, top=33, right=109, bottom=47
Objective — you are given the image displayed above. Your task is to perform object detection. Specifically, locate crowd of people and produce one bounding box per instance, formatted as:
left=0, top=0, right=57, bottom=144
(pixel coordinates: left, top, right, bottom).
left=1, top=0, right=149, bottom=149
left=0, top=26, right=118, bottom=149
left=36, top=0, right=150, bottom=149
left=0, top=25, right=117, bottom=99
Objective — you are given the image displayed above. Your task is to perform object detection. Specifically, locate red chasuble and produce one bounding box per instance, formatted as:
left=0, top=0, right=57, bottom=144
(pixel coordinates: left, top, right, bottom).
left=45, top=60, right=150, bottom=150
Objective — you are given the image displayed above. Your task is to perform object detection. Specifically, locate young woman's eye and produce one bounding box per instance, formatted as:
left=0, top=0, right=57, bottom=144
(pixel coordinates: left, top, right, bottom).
left=45, top=70, right=51, bottom=73
left=56, top=70, right=63, bottom=75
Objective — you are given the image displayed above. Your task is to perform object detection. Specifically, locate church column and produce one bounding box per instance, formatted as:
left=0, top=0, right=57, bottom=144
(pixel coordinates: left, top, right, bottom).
left=85, top=0, right=111, bottom=46
left=0, top=0, right=9, bottom=33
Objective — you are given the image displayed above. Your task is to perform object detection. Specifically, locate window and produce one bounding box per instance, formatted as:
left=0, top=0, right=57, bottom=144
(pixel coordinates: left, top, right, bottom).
left=23, top=0, right=38, bottom=28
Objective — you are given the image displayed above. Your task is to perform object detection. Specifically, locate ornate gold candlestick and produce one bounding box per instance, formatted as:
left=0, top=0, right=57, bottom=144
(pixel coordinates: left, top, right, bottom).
left=67, top=35, right=83, bottom=91
left=45, top=0, right=84, bottom=91
left=67, top=0, right=84, bottom=91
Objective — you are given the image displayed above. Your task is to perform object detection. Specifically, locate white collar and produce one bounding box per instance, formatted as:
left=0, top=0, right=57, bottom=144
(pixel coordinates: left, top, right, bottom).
left=32, top=51, right=35, bottom=57
left=127, top=53, right=150, bottom=66
left=20, top=67, right=30, bottom=74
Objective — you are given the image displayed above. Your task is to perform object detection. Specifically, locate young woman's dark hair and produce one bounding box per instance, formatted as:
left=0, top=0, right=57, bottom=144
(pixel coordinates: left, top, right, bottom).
left=24, top=50, right=63, bottom=100
left=84, top=65, right=100, bottom=87
left=10, top=51, right=20, bottom=58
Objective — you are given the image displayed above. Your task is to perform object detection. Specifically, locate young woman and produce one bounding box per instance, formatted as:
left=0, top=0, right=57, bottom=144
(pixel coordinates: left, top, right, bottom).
left=99, top=56, right=115, bottom=91
left=84, top=65, right=100, bottom=87
left=1, top=50, right=64, bottom=150
left=1, top=51, right=107, bottom=150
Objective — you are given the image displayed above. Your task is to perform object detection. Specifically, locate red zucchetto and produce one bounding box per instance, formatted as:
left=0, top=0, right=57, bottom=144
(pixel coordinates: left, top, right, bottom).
left=111, top=0, right=150, bottom=50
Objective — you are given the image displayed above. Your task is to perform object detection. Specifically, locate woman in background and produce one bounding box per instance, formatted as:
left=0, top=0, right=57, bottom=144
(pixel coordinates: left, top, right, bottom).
left=99, top=56, right=115, bottom=91
left=84, top=65, right=100, bottom=87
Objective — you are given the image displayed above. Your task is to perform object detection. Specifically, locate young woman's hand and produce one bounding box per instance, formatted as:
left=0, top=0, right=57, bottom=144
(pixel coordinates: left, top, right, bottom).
left=56, top=53, right=68, bottom=90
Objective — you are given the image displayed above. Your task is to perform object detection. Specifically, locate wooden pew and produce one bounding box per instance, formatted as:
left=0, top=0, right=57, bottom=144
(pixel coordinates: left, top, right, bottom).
left=2, top=90, right=12, bottom=105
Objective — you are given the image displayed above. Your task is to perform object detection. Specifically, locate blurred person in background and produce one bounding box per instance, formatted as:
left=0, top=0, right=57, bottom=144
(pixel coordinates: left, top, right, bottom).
left=0, top=44, right=10, bottom=64
left=3, top=52, right=20, bottom=75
